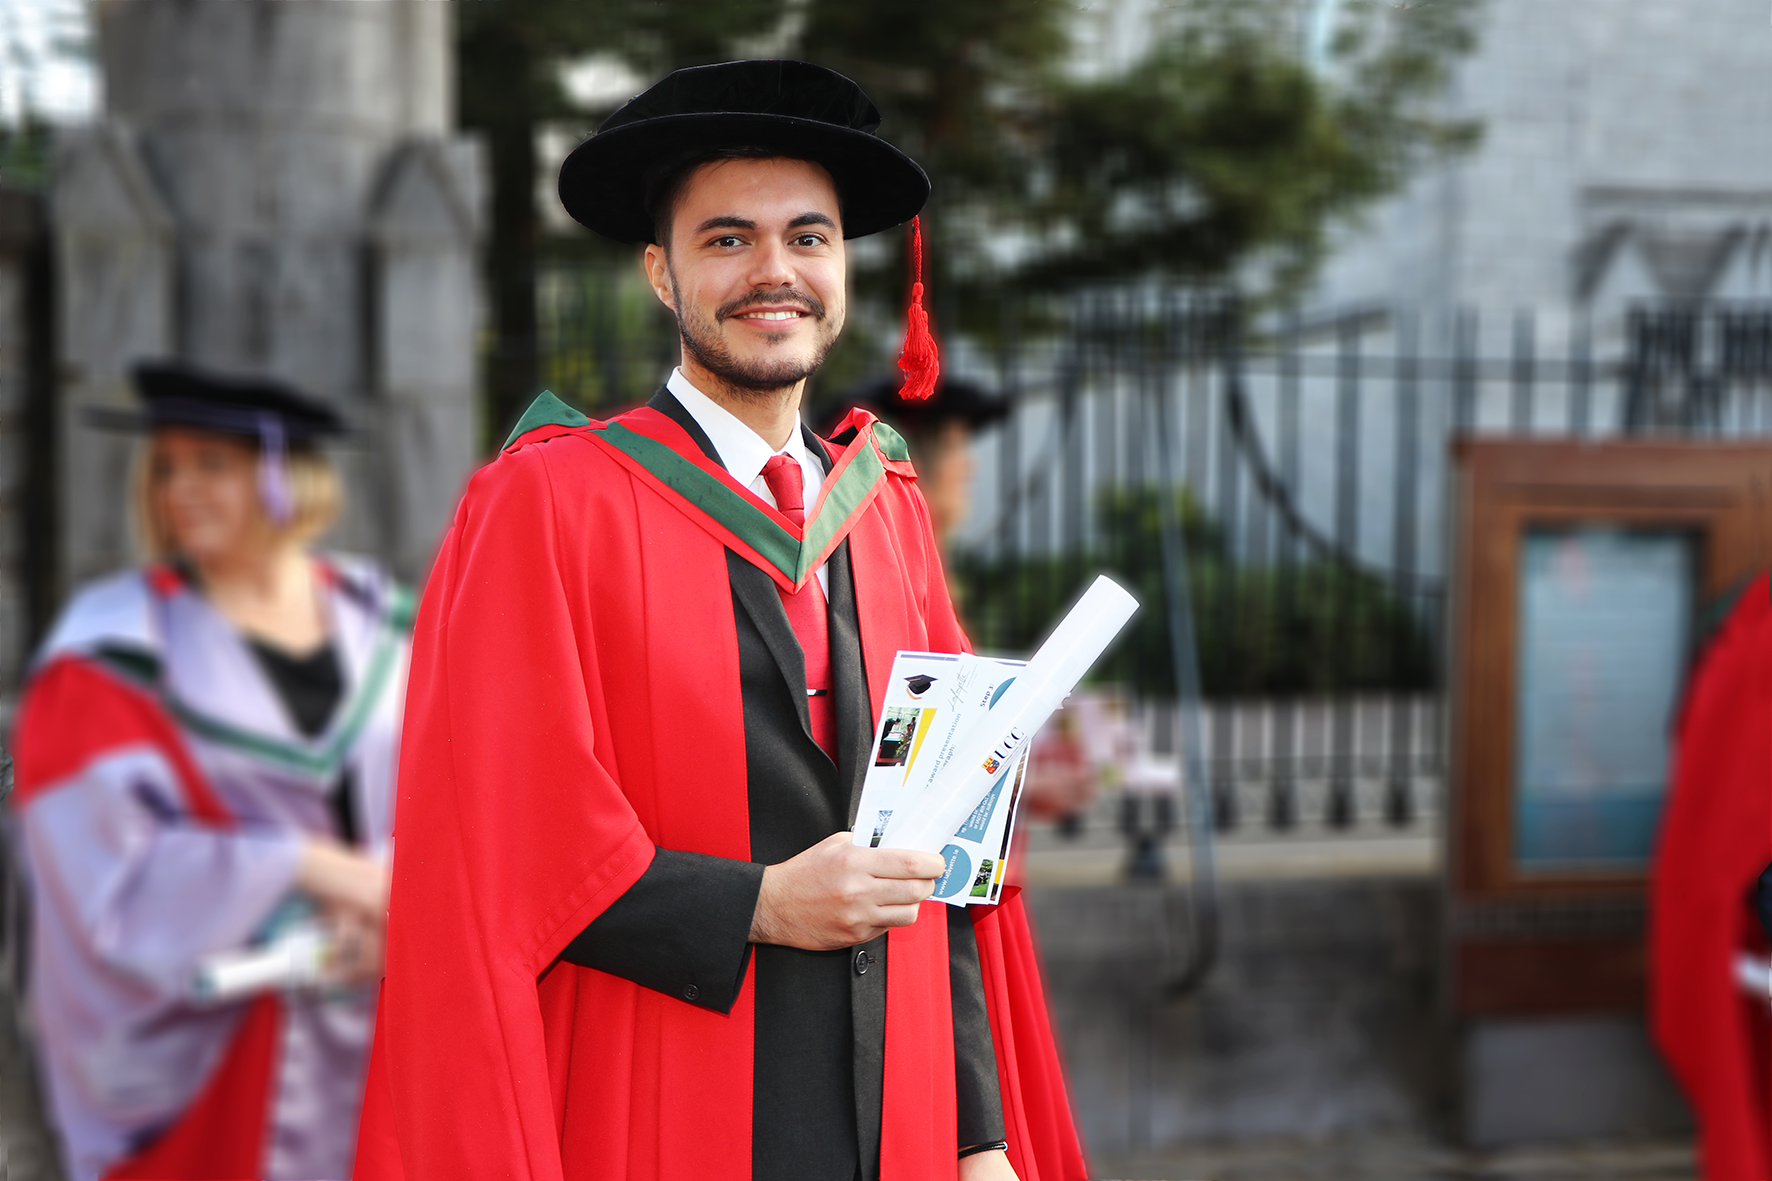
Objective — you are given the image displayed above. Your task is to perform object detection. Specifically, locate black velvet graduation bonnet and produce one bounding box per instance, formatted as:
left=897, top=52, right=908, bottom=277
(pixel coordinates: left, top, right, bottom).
left=844, top=374, right=1010, bottom=435
left=557, top=59, right=930, bottom=244
left=107, top=362, right=347, bottom=445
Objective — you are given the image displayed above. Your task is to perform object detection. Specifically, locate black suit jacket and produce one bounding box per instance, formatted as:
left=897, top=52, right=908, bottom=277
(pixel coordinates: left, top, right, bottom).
left=561, top=389, right=1002, bottom=1181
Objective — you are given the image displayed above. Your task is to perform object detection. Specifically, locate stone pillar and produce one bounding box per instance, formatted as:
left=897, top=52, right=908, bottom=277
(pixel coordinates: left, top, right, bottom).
left=50, top=124, right=174, bottom=591
left=52, top=0, right=481, bottom=592
left=369, top=141, right=484, bottom=580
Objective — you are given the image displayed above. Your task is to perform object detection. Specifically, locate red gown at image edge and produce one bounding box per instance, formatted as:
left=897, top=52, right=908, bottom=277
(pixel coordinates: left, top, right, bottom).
left=352, top=410, right=1090, bottom=1181
left=1648, top=578, right=1772, bottom=1181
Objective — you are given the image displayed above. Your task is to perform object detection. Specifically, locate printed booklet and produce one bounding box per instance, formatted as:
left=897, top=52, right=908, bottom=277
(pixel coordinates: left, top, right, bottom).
left=853, top=650, right=1034, bottom=906
left=853, top=575, right=1142, bottom=906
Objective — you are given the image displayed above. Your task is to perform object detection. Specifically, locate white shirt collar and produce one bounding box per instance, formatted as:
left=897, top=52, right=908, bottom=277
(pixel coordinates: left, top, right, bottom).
left=665, top=367, right=821, bottom=493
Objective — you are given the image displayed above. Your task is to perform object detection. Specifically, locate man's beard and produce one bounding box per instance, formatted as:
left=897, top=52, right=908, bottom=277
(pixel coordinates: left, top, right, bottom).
left=670, top=273, right=839, bottom=395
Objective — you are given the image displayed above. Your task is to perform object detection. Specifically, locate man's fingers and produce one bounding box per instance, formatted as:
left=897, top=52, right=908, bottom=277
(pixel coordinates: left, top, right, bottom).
left=868, top=877, right=936, bottom=907
left=864, top=848, right=947, bottom=881
left=869, top=903, right=926, bottom=931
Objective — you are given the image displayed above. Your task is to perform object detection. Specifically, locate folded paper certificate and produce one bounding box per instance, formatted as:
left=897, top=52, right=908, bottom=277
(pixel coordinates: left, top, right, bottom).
left=866, top=575, right=1139, bottom=864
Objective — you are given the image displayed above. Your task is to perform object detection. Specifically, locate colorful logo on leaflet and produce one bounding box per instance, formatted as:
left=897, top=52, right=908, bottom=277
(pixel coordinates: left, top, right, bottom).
left=980, top=726, right=1027, bottom=777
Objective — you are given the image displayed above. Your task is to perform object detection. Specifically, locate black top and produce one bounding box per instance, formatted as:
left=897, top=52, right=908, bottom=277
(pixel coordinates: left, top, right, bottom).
left=248, top=640, right=343, bottom=738
left=248, top=639, right=359, bottom=845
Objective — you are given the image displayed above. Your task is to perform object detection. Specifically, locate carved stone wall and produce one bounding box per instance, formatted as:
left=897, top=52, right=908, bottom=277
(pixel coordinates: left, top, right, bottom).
left=52, top=0, right=482, bottom=594
left=1313, top=0, right=1772, bottom=329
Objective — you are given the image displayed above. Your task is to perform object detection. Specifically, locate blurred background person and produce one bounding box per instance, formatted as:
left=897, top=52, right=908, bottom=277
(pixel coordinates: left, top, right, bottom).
left=839, top=373, right=1009, bottom=559
left=7, top=363, right=408, bottom=1181
left=1650, top=579, right=1772, bottom=1181
left=838, top=376, right=1108, bottom=863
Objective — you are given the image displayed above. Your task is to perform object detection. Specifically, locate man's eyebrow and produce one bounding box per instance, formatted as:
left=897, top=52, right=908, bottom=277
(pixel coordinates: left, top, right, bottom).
left=788, top=212, right=838, bottom=231
left=692, top=216, right=757, bottom=236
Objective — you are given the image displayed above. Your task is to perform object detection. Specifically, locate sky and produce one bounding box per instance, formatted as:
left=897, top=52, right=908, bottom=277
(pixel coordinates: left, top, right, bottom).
left=0, top=0, right=97, bottom=125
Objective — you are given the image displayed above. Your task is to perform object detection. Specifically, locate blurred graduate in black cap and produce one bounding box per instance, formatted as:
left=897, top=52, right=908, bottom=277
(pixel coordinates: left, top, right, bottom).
left=9, top=362, right=410, bottom=1181
left=838, top=374, right=1008, bottom=555
left=359, top=58, right=1087, bottom=1181
left=838, top=378, right=1103, bottom=849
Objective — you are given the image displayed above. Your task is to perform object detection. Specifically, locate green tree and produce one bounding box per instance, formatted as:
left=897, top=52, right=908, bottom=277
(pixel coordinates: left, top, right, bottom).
left=0, top=117, right=54, bottom=191
left=797, top=0, right=1481, bottom=362
left=1015, top=0, right=1481, bottom=303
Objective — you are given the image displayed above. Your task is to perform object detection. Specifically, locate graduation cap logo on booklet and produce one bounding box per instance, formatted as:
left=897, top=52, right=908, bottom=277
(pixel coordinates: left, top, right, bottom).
left=854, top=576, right=1140, bottom=905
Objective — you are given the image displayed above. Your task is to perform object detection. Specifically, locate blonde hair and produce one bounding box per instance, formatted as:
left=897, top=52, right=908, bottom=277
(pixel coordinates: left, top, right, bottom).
left=131, top=437, right=343, bottom=562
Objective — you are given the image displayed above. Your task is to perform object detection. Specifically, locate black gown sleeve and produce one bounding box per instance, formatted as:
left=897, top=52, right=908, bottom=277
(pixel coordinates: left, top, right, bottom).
left=948, top=906, right=1006, bottom=1148
left=559, top=848, right=765, bottom=1014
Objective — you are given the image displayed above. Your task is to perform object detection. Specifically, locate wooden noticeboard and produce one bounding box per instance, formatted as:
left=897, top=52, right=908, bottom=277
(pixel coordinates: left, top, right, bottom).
left=1449, top=440, right=1772, bottom=1014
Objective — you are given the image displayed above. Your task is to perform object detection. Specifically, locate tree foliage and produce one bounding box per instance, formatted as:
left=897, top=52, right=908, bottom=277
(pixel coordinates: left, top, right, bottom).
left=459, top=0, right=1484, bottom=422
left=1013, top=0, right=1482, bottom=302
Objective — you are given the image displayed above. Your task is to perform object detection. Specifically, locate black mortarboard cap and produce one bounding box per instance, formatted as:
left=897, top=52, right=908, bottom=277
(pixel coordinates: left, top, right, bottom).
left=904, top=674, right=938, bottom=695
left=558, top=60, right=929, bottom=244
left=90, top=362, right=347, bottom=444
left=846, top=374, right=1010, bottom=436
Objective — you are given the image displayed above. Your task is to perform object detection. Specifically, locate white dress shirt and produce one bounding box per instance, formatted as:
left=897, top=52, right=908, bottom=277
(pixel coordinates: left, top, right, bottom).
left=666, top=368, right=829, bottom=593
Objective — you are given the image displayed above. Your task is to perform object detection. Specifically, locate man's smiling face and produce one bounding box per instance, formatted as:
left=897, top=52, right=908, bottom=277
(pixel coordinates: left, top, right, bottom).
left=644, top=156, right=847, bottom=398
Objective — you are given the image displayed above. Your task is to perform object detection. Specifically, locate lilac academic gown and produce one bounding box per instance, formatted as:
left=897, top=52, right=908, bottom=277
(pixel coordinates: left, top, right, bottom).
left=10, top=558, right=408, bottom=1181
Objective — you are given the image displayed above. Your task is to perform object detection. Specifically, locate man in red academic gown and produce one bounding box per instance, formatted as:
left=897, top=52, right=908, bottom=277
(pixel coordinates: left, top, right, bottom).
left=1649, top=579, right=1772, bottom=1180
left=355, top=61, right=1088, bottom=1181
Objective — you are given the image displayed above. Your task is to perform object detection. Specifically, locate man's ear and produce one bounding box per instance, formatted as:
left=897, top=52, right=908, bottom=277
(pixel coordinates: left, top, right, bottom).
left=642, top=243, right=676, bottom=313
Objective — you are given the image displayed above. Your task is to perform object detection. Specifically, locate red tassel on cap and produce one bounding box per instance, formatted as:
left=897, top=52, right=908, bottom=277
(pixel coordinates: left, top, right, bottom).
left=896, top=216, right=939, bottom=401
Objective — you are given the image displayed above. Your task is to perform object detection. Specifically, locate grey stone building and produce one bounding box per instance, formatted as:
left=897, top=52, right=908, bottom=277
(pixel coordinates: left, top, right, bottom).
left=1314, top=0, right=1772, bottom=331
left=52, top=0, right=483, bottom=596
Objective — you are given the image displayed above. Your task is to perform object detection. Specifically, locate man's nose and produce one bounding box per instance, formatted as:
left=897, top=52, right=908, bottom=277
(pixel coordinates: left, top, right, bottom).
left=746, top=237, right=796, bottom=288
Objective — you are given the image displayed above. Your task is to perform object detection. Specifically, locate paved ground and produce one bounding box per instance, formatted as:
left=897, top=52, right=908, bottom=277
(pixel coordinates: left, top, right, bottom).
left=1017, top=782, right=1442, bottom=889
left=1023, top=812, right=1695, bottom=1180
left=1022, top=830, right=1440, bottom=887
left=1093, top=1135, right=1694, bottom=1181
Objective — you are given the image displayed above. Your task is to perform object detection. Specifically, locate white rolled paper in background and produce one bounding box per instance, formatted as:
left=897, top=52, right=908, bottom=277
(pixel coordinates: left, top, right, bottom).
left=880, top=575, right=1139, bottom=853
left=192, top=924, right=328, bottom=1002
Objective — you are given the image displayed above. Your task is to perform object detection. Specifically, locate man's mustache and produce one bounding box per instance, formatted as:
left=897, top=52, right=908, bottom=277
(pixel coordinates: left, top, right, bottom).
left=717, top=290, right=826, bottom=321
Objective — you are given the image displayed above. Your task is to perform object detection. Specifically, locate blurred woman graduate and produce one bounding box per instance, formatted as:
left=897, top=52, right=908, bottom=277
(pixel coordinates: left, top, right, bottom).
left=9, top=363, right=410, bottom=1181
left=1649, top=576, right=1772, bottom=1181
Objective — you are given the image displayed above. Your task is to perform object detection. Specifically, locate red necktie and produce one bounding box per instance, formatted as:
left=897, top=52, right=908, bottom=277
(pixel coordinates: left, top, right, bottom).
left=760, top=453, right=836, bottom=758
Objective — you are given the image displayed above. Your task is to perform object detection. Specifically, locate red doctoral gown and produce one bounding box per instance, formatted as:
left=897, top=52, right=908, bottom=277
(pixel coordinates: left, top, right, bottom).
left=355, top=393, right=1088, bottom=1181
left=1649, top=578, right=1772, bottom=1179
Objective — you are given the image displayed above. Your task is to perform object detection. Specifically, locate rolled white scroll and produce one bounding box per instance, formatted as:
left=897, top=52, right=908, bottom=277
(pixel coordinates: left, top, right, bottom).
left=192, top=924, right=329, bottom=1001
left=880, top=575, right=1139, bottom=853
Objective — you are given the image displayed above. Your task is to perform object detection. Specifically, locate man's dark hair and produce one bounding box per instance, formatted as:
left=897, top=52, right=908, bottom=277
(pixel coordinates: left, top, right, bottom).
left=644, top=146, right=841, bottom=249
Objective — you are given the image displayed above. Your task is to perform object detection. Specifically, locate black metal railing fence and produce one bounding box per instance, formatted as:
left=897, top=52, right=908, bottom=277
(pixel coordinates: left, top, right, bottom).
left=955, top=294, right=1772, bottom=833
left=528, top=261, right=1772, bottom=836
